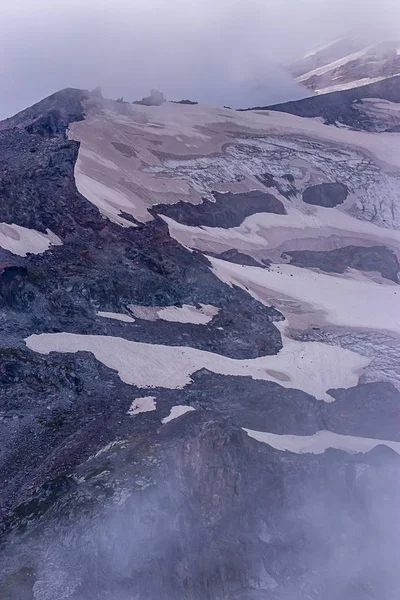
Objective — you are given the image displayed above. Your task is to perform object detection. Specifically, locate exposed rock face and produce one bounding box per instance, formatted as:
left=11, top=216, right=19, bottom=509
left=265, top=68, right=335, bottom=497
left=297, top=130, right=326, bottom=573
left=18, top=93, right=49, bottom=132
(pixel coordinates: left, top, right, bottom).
left=153, top=190, right=286, bottom=228
left=302, top=182, right=348, bottom=207
left=285, top=245, right=400, bottom=282
left=0, top=87, right=400, bottom=600
left=263, top=75, right=400, bottom=131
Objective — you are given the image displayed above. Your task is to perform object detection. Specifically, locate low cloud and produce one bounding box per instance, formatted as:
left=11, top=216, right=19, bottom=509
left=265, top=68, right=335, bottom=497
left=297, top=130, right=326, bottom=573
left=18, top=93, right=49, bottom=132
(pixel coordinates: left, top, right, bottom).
left=1, top=0, right=400, bottom=118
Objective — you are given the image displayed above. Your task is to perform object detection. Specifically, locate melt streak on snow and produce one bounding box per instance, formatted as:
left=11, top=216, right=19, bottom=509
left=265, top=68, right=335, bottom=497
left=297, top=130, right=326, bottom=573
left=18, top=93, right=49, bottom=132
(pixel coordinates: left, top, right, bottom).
left=0, top=223, right=62, bottom=256
left=244, top=429, right=400, bottom=456
left=24, top=331, right=369, bottom=401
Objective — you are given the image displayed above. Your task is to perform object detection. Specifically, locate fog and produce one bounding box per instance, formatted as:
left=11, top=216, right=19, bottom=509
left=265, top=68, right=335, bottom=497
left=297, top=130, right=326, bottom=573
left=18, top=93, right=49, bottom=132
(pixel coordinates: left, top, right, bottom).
left=1, top=0, right=400, bottom=118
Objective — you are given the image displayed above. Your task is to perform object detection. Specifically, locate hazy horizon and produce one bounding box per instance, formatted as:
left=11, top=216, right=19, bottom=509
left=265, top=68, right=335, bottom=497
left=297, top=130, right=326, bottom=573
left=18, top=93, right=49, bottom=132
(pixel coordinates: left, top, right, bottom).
left=1, top=0, right=400, bottom=119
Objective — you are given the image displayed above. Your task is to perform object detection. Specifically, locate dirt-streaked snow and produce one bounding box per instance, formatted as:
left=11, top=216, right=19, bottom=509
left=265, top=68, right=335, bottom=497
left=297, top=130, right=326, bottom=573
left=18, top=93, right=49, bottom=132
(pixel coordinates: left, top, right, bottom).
left=209, top=257, right=400, bottom=335
left=162, top=405, right=196, bottom=424
left=25, top=331, right=368, bottom=401
left=0, top=223, right=62, bottom=256
left=97, top=311, right=135, bottom=323
left=244, top=428, right=400, bottom=455
left=127, top=396, right=157, bottom=416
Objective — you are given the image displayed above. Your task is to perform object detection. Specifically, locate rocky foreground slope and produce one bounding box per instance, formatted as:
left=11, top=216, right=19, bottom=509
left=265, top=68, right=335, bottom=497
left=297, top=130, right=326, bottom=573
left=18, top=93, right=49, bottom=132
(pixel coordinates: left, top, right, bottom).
left=0, top=83, right=400, bottom=599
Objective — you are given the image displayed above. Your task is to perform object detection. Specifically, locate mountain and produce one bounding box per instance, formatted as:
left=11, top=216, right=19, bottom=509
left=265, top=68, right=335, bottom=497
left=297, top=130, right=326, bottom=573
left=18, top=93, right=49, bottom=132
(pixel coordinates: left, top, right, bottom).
left=291, top=38, right=400, bottom=95
left=0, top=84, right=400, bottom=599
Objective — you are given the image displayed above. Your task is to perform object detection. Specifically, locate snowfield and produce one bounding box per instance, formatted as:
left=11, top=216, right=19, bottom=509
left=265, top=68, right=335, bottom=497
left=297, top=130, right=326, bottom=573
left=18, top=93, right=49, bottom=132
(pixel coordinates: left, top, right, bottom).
left=25, top=331, right=369, bottom=401
left=209, top=257, right=400, bottom=334
left=68, top=98, right=400, bottom=227
left=0, top=223, right=62, bottom=256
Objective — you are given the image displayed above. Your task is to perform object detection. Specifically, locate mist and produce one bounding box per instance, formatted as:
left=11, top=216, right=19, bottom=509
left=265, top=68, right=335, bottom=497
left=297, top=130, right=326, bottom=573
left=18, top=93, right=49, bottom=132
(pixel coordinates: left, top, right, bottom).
left=1, top=0, right=400, bottom=118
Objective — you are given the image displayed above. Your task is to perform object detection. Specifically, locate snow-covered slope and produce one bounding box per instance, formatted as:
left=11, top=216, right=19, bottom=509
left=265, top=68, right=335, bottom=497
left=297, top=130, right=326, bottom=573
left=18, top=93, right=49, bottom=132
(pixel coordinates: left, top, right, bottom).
left=291, top=38, right=400, bottom=95
left=1, top=87, right=400, bottom=599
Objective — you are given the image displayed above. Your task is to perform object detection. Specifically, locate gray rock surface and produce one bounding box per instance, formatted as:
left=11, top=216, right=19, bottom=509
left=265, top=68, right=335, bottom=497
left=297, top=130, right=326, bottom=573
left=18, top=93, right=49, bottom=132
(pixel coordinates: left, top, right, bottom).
left=302, top=182, right=348, bottom=207
left=153, top=190, right=286, bottom=228
left=285, top=245, right=400, bottom=282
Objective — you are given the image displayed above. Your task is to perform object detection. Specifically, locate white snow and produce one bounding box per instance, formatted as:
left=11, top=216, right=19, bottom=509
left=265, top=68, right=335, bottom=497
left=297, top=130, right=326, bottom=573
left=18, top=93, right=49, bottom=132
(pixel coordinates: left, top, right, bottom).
left=162, top=405, right=195, bottom=424
left=244, top=428, right=400, bottom=455
left=127, top=396, right=156, bottom=416
left=73, top=168, right=137, bottom=228
left=156, top=304, right=219, bottom=324
left=127, top=303, right=219, bottom=325
left=297, top=46, right=374, bottom=82
left=315, top=76, right=386, bottom=95
left=24, top=331, right=368, bottom=401
left=209, top=257, right=400, bottom=335
left=0, top=223, right=62, bottom=257
left=97, top=311, right=135, bottom=323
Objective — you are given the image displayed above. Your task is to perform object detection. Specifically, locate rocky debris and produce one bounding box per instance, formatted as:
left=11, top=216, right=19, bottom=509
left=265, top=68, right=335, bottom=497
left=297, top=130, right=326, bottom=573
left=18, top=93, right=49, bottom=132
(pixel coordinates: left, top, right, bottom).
left=302, top=182, right=348, bottom=207
left=285, top=244, right=400, bottom=283
left=153, top=190, right=286, bottom=228
left=0, top=116, right=103, bottom=237
left=172, top=99, right=199, bottom=105
left=133, top=89, right=165, bottom=106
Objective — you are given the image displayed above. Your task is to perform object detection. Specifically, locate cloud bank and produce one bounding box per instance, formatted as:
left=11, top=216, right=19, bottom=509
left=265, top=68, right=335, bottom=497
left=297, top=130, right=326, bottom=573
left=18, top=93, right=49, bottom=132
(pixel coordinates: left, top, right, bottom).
left=1, top=0, right=400, bottom=118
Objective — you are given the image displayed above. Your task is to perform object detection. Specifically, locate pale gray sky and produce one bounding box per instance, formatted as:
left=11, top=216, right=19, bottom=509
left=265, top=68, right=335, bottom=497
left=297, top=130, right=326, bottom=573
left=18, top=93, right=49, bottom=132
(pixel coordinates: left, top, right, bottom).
left=1, top=0, right=400, bottom=118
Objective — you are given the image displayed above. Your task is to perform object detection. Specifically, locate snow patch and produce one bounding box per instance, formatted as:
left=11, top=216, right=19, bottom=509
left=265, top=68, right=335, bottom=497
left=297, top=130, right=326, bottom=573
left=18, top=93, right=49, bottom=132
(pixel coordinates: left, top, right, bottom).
left=0, top=223, right=62, bottom=257
left=244, top=429, right=400, bottom=455
left=162, top=405, right=195, bottom=424
left=209, top=257, right=400, bottom=335
left=127, top=396, right=156, bottom=416
left=25, top=331, right=369, bottom=401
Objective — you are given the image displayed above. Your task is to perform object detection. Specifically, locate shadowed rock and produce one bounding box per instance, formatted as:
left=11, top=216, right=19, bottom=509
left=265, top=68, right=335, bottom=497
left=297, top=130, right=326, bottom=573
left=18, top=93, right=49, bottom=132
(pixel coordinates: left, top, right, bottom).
left=285, top=245, right=400, bottom=283
left=261, top=75, right=400, bottom=131
left=302, top=182, right=348, bottom=207
left=153, top=190, right=286, bottom=228
left=324, top=382, right=400, bottom=441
